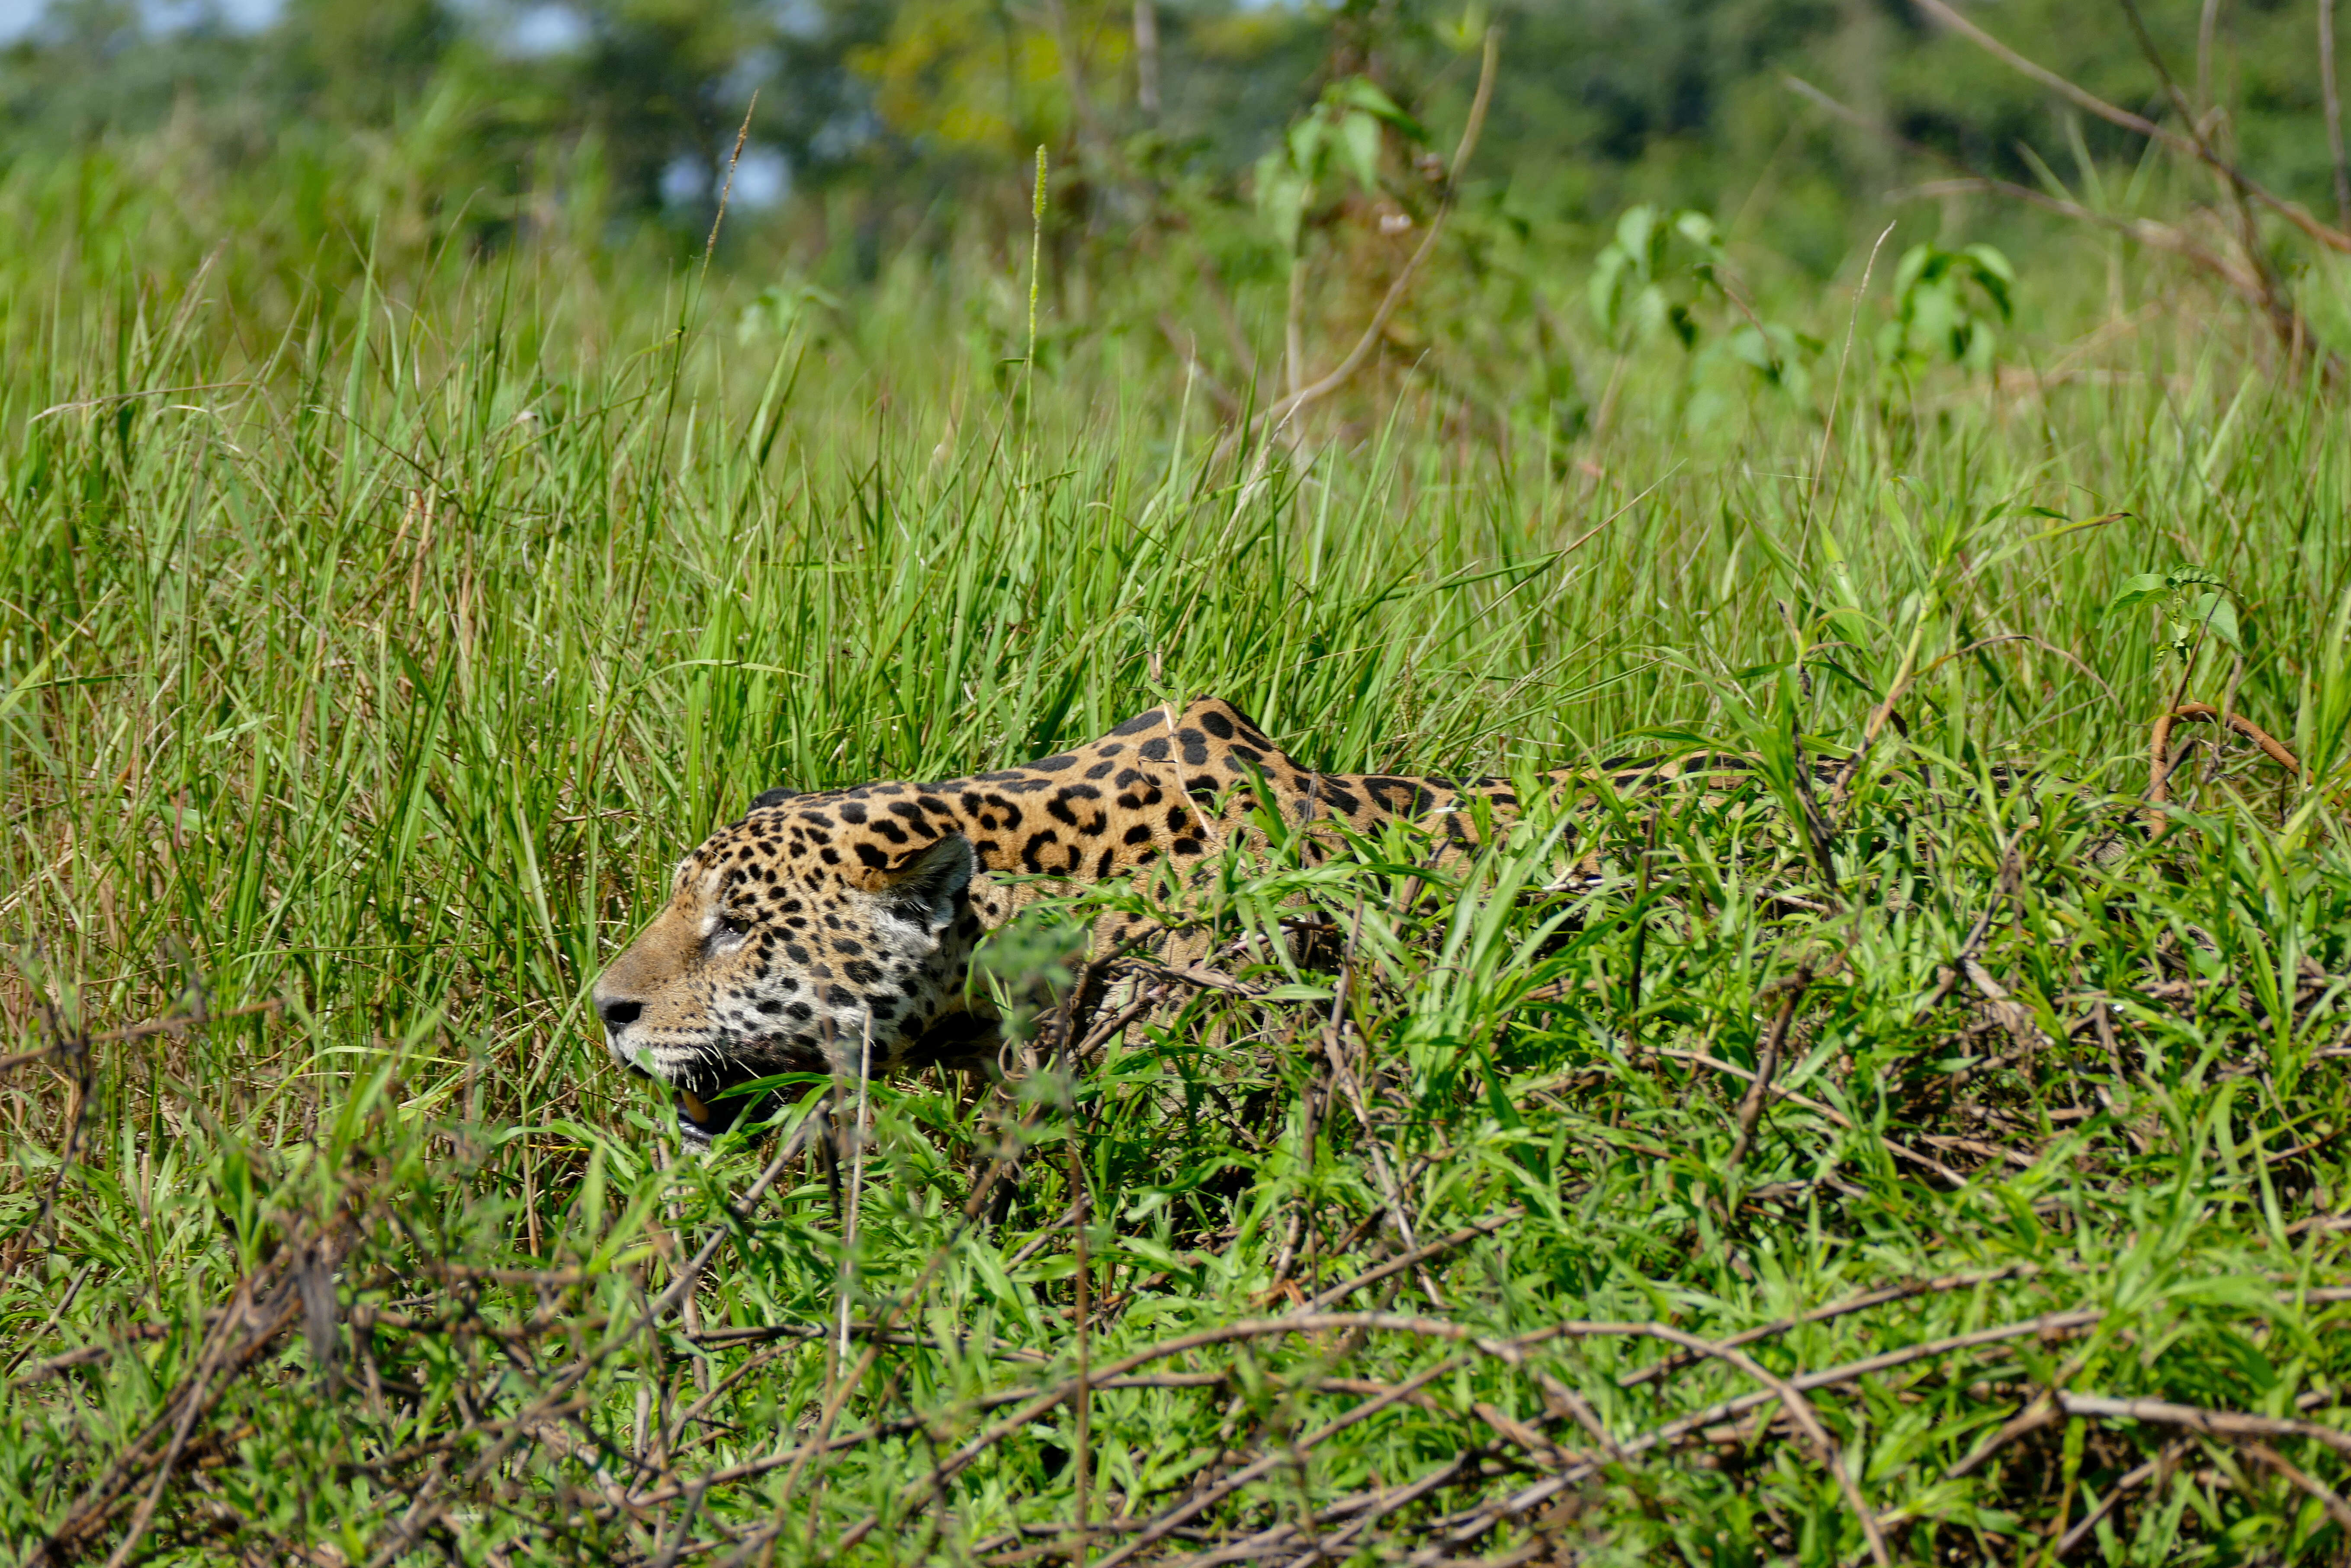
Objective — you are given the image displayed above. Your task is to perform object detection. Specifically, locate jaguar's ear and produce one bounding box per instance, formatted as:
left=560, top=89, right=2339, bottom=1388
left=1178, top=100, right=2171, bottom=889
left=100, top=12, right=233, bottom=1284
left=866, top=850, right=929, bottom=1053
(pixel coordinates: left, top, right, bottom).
left=870, top=834, right=975, bottom=926
left=750, top=786, right=800, bottom=810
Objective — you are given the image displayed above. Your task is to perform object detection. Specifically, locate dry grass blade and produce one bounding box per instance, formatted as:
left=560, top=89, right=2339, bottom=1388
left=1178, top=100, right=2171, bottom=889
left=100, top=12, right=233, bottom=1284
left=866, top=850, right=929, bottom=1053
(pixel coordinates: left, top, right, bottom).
left=1640, top=1045, right=1972, bottom=1186
left=1945, top=1393, right=2062, bottom=1480
left=1615, top=1263, right=2046, bottom=1392
left=2237, top=1440, right=2351, bottom=1533
left=1085, top=1360, right=1468, bottom=1568
left=2053, top=1440, right=2192, bottom=1556
left=26, top=1217, right=350, bottom=1566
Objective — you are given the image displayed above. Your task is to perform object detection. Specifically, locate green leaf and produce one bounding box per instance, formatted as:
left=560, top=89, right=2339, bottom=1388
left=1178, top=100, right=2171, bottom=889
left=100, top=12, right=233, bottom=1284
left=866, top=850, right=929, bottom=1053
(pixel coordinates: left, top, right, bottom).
left=1892, top=241, right=1932, bottom=299
left=1613, top=205, right=1656, bottom=263
left=1336, top=79, right=1403, bottom=120
left=1254, top=153, right=1307, bottom=251
left=1286, top=115, right=1323, bottom=174
left=1589, top=247, right=1631, bottom=333
left=1337, top=110, right=1381, bottom=192
left=2102, top=574, right=2168, bottom=620
left=2188, top=590, right=2241, bottom=650
left=1335, top=78, right=1425, bottom=140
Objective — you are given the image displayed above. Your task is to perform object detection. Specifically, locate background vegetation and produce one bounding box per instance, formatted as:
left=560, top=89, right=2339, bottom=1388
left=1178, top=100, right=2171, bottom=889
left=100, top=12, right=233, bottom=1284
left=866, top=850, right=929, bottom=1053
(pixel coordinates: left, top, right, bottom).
left=5, top=0, right=2351, bottom=1562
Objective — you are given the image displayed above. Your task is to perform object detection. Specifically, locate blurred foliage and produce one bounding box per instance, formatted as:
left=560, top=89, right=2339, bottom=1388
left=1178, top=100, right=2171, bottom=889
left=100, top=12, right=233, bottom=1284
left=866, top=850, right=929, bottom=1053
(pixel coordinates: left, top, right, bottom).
left=0, top=0, right=2347, bottom=274
left=1252, top=76, right=1425, bottom=254
left=1876, top=240, right=2015, bottom=375
left=1589, top=205, right=1725, bottom=352
left=6, top=0, right=2351, bottom=465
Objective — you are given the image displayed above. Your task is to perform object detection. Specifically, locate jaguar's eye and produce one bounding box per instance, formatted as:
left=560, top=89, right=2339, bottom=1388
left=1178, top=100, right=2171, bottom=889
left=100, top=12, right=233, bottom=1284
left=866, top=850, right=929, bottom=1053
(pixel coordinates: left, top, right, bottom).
left=717, top=912, right=753, bottom=938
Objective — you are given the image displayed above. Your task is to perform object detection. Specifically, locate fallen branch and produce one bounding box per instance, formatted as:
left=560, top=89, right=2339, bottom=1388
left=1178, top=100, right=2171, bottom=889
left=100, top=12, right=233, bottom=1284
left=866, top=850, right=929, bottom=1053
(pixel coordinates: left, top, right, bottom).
left=837, top=1310, right=1901, bottom=1567
left=353, top=1124, right=819, bottom=1562
left=1945, top=1392, right=2062, bottom=1479
left=1615, top=1262, right=2044, bottom=1391
left=27, top=1221, right=350, bottom=1565
left=2054, top=1391, right=2351, bottom=1458
left=675, top=1211, right=1535, bottom=1528
left=1085, top=1360, right=1467, bottom=1568
left=1301, top=1207, right=1524, bottom=1311
left=1433, top=1306, right=2109, bottom=1544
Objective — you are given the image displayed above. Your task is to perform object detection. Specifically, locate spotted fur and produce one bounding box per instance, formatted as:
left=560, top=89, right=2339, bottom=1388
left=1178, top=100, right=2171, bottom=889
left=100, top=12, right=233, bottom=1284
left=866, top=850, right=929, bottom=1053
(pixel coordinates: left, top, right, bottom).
left=594, top=696, right=1561, bottom=1146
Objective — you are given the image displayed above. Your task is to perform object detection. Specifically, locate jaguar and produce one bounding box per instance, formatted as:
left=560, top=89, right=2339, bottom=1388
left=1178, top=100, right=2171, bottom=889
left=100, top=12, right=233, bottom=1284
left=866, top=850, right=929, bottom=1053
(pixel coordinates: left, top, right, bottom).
left=594, top=696, right=1586, bottom=1148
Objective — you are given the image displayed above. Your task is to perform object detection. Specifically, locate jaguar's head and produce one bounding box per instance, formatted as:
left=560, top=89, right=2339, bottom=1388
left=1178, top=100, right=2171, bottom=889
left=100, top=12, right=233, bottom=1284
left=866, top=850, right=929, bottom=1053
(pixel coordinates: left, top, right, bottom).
left=592, top=789, right=999, bottom=1149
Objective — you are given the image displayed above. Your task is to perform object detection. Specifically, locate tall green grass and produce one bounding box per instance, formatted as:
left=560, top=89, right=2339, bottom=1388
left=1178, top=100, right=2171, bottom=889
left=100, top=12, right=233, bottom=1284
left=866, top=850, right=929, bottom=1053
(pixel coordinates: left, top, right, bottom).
left=3, top=154, right=2351, bottom=1564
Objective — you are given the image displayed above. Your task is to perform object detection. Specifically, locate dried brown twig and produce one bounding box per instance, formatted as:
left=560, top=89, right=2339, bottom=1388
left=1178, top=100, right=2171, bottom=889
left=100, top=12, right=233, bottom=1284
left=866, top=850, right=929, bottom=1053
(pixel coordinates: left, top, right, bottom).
left=1614, top=1261, right=2045, bottom=1391
left=820, top=1309, right=1924, bottom=1567
left=2146, top=702, right=2304, bottom=843
left=2055, top=1391, right=2351, bottom=1459
left=27, top=1217, right=355, bottom=1567
left=2238, top=1440, right=2351, bottom=1533
left=1724, top=965, right=1813, bottom=1177
left=1783, top=64, right=2292, bottom=342
left=1639, top=1044, right=1972, bottom=1186
left=1428, top=1306, right=2112, bottom=1550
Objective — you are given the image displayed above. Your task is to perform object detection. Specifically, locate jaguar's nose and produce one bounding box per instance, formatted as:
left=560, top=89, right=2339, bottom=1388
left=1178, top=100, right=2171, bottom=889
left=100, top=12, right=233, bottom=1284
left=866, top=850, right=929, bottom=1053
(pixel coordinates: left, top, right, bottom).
left=599, top=999, right=642, bottom=1032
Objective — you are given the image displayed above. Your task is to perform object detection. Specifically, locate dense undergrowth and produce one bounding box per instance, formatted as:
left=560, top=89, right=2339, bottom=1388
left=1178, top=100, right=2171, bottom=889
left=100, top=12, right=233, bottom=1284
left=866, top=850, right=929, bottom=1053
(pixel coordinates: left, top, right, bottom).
left=4, top=139, right=2351, bottom=1564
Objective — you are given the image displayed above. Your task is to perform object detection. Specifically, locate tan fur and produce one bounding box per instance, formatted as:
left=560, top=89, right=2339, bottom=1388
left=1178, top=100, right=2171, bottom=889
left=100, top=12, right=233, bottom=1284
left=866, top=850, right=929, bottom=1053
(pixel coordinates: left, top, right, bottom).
left=594, top=696, right=1557, bottom=1145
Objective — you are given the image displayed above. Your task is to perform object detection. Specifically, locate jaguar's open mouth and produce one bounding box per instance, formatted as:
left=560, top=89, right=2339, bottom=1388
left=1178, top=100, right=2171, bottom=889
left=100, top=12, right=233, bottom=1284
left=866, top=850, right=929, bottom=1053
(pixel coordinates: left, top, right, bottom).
left=670, top=1074, right=796, bottom=1148
left=674, top=1084, right=759, bottom=1145
left=652, top=1010, right=1006, bottom=1148
left=668, top=1058, right=803, bottom=1146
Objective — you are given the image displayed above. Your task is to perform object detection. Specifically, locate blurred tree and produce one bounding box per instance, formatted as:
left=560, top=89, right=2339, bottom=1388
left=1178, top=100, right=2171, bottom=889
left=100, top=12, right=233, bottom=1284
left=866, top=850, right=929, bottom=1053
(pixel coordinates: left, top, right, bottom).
left=0, top=0, right=2341, bottom=272
left=0, top=0, right=252, bottom=144
left=561, top=0, right=878, bottom=224
left=572, top=0, right=776, bottom=216
left=267, top=0, right=457, bottom=124
left=848, top=0, right=1067, bottom=158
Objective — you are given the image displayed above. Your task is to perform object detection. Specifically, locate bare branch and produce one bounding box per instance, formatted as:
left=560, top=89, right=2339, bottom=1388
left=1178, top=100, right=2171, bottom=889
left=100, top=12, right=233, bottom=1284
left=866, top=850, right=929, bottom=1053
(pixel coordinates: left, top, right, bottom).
left=1254, top=30, right=1500, bottom=434
left=1910, top=0, right=2351, bottom=258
